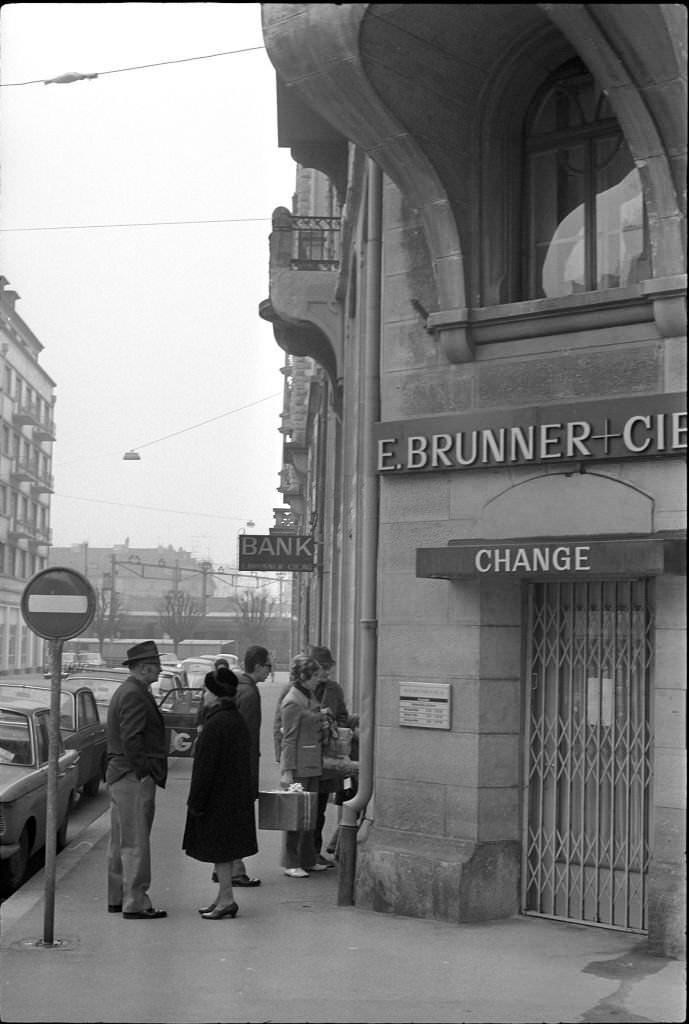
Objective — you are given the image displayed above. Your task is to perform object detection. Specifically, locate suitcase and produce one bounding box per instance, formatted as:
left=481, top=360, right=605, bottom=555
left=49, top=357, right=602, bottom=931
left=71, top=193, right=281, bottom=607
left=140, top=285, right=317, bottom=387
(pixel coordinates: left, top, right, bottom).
left=258, top=789, right=318, bottom=830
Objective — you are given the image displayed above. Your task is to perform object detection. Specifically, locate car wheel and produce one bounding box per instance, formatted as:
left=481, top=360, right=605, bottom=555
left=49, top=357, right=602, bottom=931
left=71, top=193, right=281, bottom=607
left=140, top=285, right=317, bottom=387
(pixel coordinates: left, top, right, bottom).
left=5, top=826, right=30, bottom=891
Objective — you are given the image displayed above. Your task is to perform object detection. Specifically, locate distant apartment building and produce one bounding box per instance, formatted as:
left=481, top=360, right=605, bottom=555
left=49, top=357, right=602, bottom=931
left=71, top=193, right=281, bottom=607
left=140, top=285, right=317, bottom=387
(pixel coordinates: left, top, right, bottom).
left=0, top=278, right=55, bottom=674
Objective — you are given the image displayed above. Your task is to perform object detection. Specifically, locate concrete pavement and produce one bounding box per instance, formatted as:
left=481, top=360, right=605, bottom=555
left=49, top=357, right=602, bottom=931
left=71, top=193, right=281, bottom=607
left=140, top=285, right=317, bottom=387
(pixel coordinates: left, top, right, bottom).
left=1, top=674, right=685, bottom=1023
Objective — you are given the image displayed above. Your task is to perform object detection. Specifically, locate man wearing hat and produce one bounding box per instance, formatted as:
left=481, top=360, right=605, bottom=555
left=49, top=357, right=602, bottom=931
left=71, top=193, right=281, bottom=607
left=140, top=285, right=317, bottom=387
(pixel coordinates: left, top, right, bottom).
left=105, top=640, right=168, bottom=919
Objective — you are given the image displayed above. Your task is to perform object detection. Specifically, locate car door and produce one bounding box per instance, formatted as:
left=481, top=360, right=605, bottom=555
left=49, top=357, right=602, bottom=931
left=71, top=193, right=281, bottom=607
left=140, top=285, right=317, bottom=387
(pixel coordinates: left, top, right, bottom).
left=157, top=688, right=203, bottom=757
left=75, top=690, right=106, bottom=786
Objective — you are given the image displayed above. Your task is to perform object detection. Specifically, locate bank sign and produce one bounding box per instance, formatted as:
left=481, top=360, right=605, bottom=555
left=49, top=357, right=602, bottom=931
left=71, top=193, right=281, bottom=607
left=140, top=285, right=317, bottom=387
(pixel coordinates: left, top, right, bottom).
left=374, top=394, right=686, bottom=474
left=238, top=534, right=315, bottom=572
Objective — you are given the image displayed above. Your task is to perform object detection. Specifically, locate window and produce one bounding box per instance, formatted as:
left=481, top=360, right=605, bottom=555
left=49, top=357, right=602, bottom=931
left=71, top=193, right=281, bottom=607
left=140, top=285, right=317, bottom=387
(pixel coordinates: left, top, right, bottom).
left=524, top=61, right=650, bottom=300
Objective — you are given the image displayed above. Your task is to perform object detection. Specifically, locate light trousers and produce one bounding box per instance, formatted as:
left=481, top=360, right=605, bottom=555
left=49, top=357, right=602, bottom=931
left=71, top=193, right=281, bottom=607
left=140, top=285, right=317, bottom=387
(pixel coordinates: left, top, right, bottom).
left=107, top=773, right=156, bottom=913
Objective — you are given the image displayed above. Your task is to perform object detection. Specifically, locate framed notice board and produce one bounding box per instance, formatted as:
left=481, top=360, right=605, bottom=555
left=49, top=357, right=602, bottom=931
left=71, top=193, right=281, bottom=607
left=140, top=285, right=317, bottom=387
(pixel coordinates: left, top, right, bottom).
left=399, top=682, right=451, bottom=730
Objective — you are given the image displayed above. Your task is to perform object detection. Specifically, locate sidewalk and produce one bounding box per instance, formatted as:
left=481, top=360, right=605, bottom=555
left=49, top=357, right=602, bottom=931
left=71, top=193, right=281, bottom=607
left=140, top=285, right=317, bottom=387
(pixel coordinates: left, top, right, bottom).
left=1, top=755, right=685, bottom=1024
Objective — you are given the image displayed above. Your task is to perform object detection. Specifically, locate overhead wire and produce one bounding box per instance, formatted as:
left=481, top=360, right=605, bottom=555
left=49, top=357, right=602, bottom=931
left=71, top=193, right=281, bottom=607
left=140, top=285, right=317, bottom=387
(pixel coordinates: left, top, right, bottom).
left=0, top=217, right=272, bottom=233
left=0, top=45, right=265, bottom=88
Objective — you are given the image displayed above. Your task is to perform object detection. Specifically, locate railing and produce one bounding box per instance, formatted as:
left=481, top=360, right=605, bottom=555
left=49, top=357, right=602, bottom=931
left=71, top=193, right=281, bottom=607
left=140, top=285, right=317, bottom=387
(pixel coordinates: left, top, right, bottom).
left=274, top=215, right=341, bottom=271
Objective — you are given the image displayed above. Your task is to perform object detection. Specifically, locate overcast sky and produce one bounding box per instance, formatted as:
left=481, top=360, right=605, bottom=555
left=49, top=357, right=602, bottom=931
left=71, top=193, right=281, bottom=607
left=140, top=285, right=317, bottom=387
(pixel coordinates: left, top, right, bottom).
left=0, top=2, right=296, bottom=568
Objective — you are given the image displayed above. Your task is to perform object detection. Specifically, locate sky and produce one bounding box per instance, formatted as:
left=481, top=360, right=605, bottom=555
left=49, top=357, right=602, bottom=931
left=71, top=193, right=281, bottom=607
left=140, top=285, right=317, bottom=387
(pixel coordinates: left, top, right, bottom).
left=0, top=2, right=297, bottom=568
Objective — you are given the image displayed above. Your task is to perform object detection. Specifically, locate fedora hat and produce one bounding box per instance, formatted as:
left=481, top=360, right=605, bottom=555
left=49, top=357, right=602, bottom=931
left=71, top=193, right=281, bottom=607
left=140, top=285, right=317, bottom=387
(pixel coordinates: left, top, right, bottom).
left=122, top=640, right=161, bottom=666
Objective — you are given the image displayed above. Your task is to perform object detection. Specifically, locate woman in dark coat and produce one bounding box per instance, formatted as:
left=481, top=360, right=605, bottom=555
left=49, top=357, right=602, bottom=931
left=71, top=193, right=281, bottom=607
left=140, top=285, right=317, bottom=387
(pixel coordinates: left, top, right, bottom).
left=182, top=667, right=257, bottom=919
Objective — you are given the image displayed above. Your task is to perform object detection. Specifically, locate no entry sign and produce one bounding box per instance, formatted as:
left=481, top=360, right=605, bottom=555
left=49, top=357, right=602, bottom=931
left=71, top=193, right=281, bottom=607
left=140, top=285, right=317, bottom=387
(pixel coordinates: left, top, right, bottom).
left=21, top=566, right=96, bottom=641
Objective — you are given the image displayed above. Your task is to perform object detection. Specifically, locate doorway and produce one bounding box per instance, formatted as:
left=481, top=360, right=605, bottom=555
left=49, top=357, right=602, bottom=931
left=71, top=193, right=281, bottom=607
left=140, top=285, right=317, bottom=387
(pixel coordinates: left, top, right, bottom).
left=523, top=578, right=653, bottom=931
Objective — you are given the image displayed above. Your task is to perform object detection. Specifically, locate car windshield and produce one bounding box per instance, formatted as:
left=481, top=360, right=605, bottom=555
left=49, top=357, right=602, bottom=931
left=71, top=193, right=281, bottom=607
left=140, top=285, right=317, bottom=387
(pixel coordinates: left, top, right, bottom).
left=0, top=709, right=32, bottom=766
left=81, top=679, right=123, bottom=706
left=0, top=686, right=75, bottom=729
left=158, top=688, right=204, bottom=713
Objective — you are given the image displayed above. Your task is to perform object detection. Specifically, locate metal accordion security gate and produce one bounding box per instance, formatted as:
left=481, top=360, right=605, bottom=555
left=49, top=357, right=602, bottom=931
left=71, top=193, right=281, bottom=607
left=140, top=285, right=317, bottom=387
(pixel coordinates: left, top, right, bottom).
left=523, top=579, right=653, bottom=932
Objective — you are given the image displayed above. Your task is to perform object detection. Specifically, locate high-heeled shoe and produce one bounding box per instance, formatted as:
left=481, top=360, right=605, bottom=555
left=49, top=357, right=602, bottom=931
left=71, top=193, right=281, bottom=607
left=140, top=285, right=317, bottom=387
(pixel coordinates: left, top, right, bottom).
left=198, top=902, right=216, bottom=915
left=200, top=901, right=238, bottom=920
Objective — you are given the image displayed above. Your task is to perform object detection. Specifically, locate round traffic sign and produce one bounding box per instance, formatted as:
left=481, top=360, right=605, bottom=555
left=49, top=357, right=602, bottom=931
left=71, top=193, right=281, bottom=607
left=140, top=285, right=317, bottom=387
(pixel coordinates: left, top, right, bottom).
left=21, top=566, right=96, bottom=641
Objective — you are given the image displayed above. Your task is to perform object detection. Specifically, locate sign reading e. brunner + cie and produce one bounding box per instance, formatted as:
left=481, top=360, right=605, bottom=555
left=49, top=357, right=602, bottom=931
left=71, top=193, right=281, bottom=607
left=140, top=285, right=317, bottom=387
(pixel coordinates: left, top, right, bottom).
left=374, top=393, right=686, bottom=474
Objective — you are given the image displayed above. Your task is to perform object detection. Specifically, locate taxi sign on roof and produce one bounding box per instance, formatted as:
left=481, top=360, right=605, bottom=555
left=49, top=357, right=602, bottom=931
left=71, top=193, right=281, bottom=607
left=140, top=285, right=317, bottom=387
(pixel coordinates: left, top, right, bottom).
left=21, top=566, right=96, bottom=641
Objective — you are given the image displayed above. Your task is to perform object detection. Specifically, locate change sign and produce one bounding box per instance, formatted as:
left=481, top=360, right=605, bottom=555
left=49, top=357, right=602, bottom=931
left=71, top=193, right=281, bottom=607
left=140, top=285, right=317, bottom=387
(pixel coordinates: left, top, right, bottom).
left=21, top=566, right=96, bottom=641
left=238, top=534, right=315, bottom=572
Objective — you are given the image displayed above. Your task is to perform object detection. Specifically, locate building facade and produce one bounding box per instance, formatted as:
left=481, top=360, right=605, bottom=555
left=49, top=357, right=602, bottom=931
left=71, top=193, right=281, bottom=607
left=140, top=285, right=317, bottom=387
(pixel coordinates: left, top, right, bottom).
left=0, top=278, right=55, bottom=674
left=260, top=4, right=687, bottom=957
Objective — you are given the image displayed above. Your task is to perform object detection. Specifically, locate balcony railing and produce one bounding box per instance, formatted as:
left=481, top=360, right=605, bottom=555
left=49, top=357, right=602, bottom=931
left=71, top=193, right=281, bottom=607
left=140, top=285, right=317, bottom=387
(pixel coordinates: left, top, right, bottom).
left=274, top=215, right=341, bottom=271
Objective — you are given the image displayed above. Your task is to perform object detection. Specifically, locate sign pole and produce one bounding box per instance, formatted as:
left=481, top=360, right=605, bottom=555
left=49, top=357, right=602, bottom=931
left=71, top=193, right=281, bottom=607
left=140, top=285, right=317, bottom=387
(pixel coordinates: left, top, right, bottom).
left=43, top=637, right=63, bottom=946
left=20, top=566, right=96, bottom=949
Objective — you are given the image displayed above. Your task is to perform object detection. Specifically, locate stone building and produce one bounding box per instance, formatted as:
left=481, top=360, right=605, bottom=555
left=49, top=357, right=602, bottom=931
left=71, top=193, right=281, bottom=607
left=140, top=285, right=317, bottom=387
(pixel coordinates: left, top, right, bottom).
left=259, top=4, right=686, bottom=957
left=0, top=279, right=55, bottom=673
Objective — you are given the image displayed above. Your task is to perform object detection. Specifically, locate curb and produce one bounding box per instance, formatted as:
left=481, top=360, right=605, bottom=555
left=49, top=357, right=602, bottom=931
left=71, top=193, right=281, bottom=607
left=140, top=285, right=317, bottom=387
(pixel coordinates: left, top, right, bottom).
left=0, top=808, right=111, bottom=935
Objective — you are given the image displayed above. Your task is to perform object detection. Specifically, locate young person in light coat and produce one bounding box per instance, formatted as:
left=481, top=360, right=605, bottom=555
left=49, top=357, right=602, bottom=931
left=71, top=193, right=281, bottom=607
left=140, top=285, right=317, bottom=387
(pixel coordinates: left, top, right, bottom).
left=278, top=654, right=330, bottom=877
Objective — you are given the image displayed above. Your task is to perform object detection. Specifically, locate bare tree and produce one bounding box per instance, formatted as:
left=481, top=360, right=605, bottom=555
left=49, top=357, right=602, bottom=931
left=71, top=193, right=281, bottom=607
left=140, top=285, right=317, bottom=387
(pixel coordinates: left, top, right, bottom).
left=92, top=587, right=125, bottom=659
left=232, top=588, right=276, bottom=651
left=157, top=589, right=202, bottom=657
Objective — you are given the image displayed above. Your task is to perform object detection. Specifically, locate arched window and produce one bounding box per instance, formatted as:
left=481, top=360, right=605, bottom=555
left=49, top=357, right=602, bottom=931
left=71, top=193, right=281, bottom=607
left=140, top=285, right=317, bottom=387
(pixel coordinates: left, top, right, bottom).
left=524, top=60, right=651, bottom=300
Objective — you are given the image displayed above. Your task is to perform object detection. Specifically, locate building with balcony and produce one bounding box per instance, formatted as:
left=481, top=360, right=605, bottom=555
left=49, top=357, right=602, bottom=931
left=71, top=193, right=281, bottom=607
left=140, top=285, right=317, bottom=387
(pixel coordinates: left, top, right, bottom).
left=259, top=4, right=686, bottom=957
left=0, top=277, right=56, bottom=674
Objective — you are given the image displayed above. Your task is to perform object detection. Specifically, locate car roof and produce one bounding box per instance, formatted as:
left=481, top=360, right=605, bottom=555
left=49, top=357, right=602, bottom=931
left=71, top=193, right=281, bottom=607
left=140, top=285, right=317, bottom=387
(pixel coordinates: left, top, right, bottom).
left=66, top=669, right=128, bottom=682
left=0, top=694, right=51, bottom=713
left=0, top=679, right=87, bottom=696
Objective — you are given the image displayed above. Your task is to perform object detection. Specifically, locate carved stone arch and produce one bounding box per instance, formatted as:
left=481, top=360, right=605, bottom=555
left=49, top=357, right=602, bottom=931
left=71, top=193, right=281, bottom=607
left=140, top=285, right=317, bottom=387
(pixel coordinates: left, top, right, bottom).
left=480, top=471, right=654, bottom=539
left=261, top=3, right=467, bottom=331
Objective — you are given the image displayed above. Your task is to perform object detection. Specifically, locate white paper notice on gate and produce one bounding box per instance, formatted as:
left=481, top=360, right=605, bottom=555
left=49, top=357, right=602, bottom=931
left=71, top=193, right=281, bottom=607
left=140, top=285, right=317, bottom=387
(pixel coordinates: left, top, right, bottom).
left=587, top=676, right=613, bottom=727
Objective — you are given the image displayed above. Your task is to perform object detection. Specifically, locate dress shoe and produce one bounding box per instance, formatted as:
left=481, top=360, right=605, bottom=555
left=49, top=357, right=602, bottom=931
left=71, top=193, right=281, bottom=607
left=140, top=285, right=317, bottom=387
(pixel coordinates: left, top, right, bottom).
left=316, top=855, right=335, bottom=868
left=108, top=904, right=122, bottom=913
left=200, top=902, right=238, bottom=920
left=198, top=902, right=216, bottom=915
left=308, top=863, right=330, bottom=872
left=232, top=873, right=261, bottom=887
left=122, top=908, right=167, bottom=920
left=283, top=867, right=309, bottom=878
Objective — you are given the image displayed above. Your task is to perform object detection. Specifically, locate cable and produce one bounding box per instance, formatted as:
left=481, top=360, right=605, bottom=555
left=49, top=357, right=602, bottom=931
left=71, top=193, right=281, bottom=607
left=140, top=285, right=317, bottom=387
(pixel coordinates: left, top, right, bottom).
left=53, top=492, right=257, bottom=523
left=0, top=217, right=272, bottom=233
left=129, top=392, right=282, bottom=452
left=0, top=45, right=265, bottom=88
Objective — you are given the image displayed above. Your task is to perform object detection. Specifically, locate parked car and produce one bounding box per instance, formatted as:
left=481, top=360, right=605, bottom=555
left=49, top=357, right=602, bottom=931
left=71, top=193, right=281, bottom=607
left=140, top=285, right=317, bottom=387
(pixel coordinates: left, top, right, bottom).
left=64, top=670, right=129, bottom=719
left=82, top=654, right=107, bottom=670
left=0, top=696, right=80, bottom=893
left=0, top=680, right=107, bottom=798
left=157, top=687, right=205, bottom=757
left=179, top=654, right=241, bottom=688
left=179, top=657, right=214, bottom=689
left=150, top=668, right=187, bottom=701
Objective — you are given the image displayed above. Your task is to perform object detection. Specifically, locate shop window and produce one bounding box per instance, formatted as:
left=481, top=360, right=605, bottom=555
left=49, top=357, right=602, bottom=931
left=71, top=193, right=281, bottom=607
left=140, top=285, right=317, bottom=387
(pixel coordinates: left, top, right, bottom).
left=523, top=61, right=650, bottom=300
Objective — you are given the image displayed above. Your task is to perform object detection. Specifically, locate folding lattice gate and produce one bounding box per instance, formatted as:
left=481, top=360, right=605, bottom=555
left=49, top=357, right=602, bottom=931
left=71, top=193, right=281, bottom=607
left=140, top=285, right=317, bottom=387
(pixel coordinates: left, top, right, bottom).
left=523, top=579, right=653, bottom=932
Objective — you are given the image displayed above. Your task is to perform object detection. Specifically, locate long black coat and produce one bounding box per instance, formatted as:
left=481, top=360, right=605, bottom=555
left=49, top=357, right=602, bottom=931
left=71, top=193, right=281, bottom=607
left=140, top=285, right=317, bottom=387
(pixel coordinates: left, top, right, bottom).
left=182, top=699, right=258, bottom=864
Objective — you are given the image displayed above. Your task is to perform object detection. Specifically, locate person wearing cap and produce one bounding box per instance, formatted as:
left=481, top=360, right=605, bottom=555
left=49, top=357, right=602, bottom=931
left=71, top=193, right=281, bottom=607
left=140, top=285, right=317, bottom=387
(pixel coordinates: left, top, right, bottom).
left=105, top=640, right=168, bottom=920
left=183, top=667, right=257, bottom=919
left=309, top=646, right=359, bottom=862
left=273, top=645, right=358, bottom=864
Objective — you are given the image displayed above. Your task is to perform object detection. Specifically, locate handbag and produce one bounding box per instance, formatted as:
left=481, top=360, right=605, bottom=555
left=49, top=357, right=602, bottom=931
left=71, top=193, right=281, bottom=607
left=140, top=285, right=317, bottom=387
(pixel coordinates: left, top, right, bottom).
left=322, top=725, right=359, bottom=776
